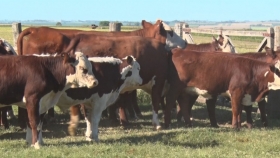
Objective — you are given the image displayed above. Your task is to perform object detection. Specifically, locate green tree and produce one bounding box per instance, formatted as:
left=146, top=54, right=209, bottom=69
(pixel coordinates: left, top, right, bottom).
left=99, top=21, right=110, bottom=26
left=56, top=22, right=62, bottom=26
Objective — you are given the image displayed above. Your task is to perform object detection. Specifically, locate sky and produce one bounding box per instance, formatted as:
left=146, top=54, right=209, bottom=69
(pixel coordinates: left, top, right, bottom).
left=2, top=0, right=280, bottom=22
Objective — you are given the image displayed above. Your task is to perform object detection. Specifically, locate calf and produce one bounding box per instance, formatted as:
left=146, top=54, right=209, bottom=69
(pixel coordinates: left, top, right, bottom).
left=164, top=49, right=280, bottom=129
left=0, top=52, right=97, bottom=149
left=55, top=56, right=142, bottom=142
left=0, top=38, right=17, bottom=129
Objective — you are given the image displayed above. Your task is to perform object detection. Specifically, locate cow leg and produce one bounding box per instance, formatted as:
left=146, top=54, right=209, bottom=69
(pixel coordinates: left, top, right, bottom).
left=91, top=103, right=105, bottom=142
left=102, top=108, right=109, bottom=118
left=46, top=107, right=55, bottom=123
left=26, top=97, right=42, bottom=149
left=177, top=95, right=198, bottom=123
left=108, top=102, right=119, bottom=124
left=18, top=107, right=27, bottom=129
left=257, top=99, right=268, bottom=127
left=206, top=97, right=219, bottom=127
left=131, top=91, right=143, bottom=119
left=6, top=106, right=15, bottom=119
left=165, top=86, right=182, bottom=128
left=0, top=107, right=9, bottom=129
left=118, top=94, right=129, bottom=126
left=243, top=105, right=253, bottom=128
left=176, top=92, right=192, bottom=127
left=68, top=105, right=81, bottom=136
left=26, top=111, right=44, bottom=146
left=85, top=108, right=93, bottom=141
left=231, top=91, right=243, bottom=129
left=151, top=80, right=166, bottom=130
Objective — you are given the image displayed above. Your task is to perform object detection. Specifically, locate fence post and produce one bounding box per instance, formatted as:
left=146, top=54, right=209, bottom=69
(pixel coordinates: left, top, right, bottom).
left=256, top=27, right=274, bottom=52
left=109, top=22, right=121, bottom=32
left=182, top=23, right=194, bottom=44
left=274, top=26, right=280, bottom=50
left=12, top=22, right=22, bottom=53
left=174, top=22, right=183, bottom=37
left=266, top=26, right=280, bottom=119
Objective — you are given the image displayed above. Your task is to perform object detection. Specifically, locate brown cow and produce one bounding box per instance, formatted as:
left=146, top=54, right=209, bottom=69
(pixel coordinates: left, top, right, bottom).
left=63, top=35, right=169, bottom=131
left=17, top=19, right=185, bottom=56
left=182, top=48, right=280, bottom=128
left=164, top=49, right=280, bottom=129
left=16, top=20, right=185, bottom=126
left=0, top=52, right=97, bottom=149
left=0, top=38, right=17, bottom=129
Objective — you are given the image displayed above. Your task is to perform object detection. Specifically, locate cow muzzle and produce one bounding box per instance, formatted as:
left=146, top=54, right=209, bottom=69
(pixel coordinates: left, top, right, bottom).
left=86, top=77, right=99, bottom=89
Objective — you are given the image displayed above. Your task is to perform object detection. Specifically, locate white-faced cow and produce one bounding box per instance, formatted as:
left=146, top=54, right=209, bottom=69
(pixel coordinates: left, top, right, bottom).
left=164, top=49, right=280, bottom=129
left=63, top=35, right=169, bottom=131
left=0, top=52, right=98, bottom=149
left=53, top=56, right=142, bottom=142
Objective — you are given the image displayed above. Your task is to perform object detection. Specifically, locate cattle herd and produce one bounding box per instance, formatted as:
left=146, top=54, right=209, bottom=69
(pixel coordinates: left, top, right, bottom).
left=0, top=19, right=280, bottom=149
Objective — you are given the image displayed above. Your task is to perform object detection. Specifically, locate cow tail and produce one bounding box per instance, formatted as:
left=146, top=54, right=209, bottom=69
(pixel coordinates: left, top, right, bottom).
left=17, top=28, right=34, bottom=55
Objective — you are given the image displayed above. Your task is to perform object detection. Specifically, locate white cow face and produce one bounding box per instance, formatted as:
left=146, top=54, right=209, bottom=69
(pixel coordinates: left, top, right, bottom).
left=66, top=52, right=98, bottom=89
left=161, top=21, right=186, bottom=51
left=120, top=56, right=142, bottom=88
left=217, top=35, right=238, bottom=53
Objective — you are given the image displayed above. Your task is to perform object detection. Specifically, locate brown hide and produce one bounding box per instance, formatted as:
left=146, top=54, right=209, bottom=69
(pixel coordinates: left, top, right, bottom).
left=0, top=55, right=77, bottom=145
left=165, top=49, right=279, bottom=129
left=17, top=20, right=168, bottom=56
left=64, top=35, right=168, bottom=86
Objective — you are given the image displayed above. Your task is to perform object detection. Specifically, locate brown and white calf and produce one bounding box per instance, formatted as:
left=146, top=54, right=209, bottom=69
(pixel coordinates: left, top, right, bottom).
left=0, top=52, right=97, bottom=149
left=164, top=49, right=280, bottom=129
left=0, top=38, right=17, bottom=128
left=54, top=56, right=142, bottom=142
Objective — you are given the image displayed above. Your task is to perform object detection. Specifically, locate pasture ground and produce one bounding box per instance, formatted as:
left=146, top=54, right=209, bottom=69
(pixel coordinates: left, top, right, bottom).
left=0, top=25, right=279, bottom=157
left=0, top=102, right=280, bottom=158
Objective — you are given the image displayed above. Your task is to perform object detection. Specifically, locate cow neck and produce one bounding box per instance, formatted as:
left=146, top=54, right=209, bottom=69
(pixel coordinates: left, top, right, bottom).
left=39, top=57, right=73, bottom=91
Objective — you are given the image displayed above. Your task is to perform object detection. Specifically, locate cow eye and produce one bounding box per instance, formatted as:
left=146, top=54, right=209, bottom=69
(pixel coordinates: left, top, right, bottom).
left=83, top=69, right=88, bottom=74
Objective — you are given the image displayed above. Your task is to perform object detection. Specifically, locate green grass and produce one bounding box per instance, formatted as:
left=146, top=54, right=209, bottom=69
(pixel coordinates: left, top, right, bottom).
left=0, top=25, right=277, bottom=157
left=1, top=102, right=280, bottom=157
left=0, top=25, right=263, bottom=53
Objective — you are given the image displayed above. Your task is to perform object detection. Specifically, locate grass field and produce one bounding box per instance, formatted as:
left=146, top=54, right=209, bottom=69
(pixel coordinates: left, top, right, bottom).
left=0, top=25, right=279, bottom=157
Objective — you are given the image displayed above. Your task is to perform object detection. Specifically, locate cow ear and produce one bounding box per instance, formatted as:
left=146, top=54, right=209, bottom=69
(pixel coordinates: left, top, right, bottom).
left=265, top=47, right=276, bottom=58
left=142, top=20, right=152, bottom=28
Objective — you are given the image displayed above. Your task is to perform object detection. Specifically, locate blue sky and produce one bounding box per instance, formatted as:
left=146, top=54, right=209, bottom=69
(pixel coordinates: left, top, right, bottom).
left=2, top=0, right=279, bottom=21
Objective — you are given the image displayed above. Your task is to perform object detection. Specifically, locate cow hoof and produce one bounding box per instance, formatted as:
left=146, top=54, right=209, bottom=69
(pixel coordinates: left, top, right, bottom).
left=156, top=125, right=161, bottom=131
left=86, top=137, right=93, bottom=142
left=211, top=124, right=219, bottom=128
left=68, top=126, right=76, bottom=136
left=31, top=142, right=41, bottom=149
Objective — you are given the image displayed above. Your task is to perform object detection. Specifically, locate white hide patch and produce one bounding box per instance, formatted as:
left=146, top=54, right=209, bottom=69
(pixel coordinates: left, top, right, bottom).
left=268, top=73, right=280, bottom=90
left=119, top=57, right=142, bottom=93
left=39, top=91, right=64, bottom=114
left=185, top=87, right=212, bottom=99
left=32, top=53, right=58, bottom=57
left=264, top=71, right=269, bottom=77
left=88, top=57, right=122, bottom=65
